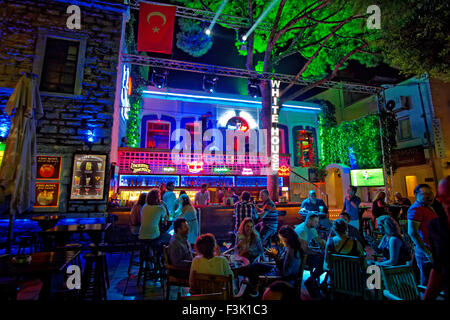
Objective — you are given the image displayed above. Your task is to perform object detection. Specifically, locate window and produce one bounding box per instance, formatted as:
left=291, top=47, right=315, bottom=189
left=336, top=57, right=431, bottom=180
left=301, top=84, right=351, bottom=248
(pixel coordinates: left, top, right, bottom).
left=398, top=118, right=412, bottom=140
left=295, top=130, right=315, bottom=167
left=405, top=176, right=418, bottom=198
left=33, top=31, right=87, bottom=96
left=40, top=38, right=80, bottom=94
left=146, top=121, right=170, bottom=149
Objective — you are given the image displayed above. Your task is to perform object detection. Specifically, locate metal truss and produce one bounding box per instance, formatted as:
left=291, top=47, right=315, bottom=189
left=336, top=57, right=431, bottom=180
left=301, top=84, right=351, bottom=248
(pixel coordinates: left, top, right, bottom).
left=123, top=53, right=382, bottom=94
left=128, top=0, right=273, bottom=31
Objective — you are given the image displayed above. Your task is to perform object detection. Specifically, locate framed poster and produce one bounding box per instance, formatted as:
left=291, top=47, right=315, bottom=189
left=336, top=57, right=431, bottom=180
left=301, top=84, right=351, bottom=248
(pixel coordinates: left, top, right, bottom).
left=70, top=154, right=107, bottom=200
left=37, top=155, right=62, bottom=180
left=34, top=183, right=60, bottom=208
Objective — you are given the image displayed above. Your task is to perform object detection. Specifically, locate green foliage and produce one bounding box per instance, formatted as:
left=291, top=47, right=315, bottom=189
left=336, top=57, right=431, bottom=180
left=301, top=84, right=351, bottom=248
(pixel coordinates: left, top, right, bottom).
left=126, top=95, right=143, bottom=148
left=176, top=18, right=213, bottom=57
left=378, top=0, right=450, bottom=81
left=319, top=113, right=383, bottom=169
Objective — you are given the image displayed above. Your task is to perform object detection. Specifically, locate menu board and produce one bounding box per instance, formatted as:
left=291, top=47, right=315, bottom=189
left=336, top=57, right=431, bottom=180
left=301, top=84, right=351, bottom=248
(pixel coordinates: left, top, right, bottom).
left=70, top=154, right=107, bottom=200
left=35, top=183, right=60, bottom=207
left=37, top=155, right=61, bottom=180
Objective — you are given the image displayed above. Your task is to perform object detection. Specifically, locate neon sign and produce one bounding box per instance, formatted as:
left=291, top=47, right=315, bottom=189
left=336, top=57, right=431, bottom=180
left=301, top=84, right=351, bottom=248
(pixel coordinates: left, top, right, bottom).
left=242, top=168, right=254, bottom=175
left=278, top=165, right=290, bottom=177
left=130, top=163, right=151, bottom=174
left=121, top=64, right=131, bottom=121
left=163, top=167, right=176, bottom=173
left=271, top=79, right=280, bottom=173
left=213, top=167, right=230, bottom=174
left=187, top=161, right=204, bottom=173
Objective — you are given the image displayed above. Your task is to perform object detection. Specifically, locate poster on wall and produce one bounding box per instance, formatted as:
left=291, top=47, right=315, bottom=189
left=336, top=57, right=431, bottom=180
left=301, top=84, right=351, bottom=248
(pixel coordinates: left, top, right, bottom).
left=34, top=183, right=60, bottom=208
left=36, top=155, right=62, bottom=180
left=70, top=154, right=107, bottom=200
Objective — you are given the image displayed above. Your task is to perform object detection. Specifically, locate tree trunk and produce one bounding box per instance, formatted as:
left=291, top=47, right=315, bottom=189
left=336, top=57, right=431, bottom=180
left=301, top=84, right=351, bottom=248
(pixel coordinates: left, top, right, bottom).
left=260, top=80, right=279, bottom=201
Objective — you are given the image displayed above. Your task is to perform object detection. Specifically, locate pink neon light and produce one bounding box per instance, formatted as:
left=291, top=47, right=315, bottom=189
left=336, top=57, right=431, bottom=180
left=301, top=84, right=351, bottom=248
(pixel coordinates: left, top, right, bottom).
left=187, top=161, right=204, bottom=173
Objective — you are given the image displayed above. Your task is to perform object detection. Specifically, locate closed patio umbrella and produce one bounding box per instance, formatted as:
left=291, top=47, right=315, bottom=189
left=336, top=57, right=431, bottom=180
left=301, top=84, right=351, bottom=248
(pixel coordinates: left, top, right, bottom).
left=0, top=73, right=43, bottom=253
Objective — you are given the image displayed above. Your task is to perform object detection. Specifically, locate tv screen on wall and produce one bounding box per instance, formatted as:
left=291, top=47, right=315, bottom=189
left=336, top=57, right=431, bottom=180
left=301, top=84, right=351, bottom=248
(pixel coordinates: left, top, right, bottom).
left=350, top=168, right=385, bottom=187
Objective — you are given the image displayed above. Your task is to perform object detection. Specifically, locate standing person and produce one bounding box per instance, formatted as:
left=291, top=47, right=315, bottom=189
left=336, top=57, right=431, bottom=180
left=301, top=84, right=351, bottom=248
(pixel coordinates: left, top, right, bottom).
left=162, top=181, right=178, bottom=219
left=294, top=213, right=326, bottom=298
left=230, top=188, right=240, bottom=205
left=407, top=184, right=438, bottom=286
left=167, top=218, right=194, bottom=268
left=175, top=194, right=199, bottom=245
left=217, top=187, right=225, bottom=204
left=159, top=183, right=167, bottom=199
left=139, top=189, right=171, bottom=245
left=341, top=186, right=361, bottom=229
left=119, top=137, right=127, bottom=147
left=129, top=192, right=147, bottom=235
left=424, top=176, right=449, bottom=300
left=394, top=192, right=412, bottom=219
left=194, top=183, right=210, bottom=206
left=234, top=191, right=258, bottom=232
left=256, top=189, right=279, bottom=246
left=372, top=191, right=388, bottom=219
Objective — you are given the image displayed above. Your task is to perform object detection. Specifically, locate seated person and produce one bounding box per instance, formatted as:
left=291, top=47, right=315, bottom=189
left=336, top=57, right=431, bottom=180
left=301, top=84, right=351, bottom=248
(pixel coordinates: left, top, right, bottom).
left=265, top=226, right=302, bottom=286
left=371, top=215, right=411, bottom=266
left=129, top=192, right=146, bottom=235
left=262, top=280, right=301, bottom=300
left=255, top=189, right=279, bottom=246
left=325, top=219, right=364, bottom=270
left=189, top=233, right=234, bottom=293
left=167, top=218, right=193, bottom=269
left=294, top=213, right=326, bottom=298
left=394, top=192, right=412, bottom=220
left=299, top=190, right=331, bottom=229
left=236, top=217, right=264, bottom=263
left=139, top=189, right=171, bottom=246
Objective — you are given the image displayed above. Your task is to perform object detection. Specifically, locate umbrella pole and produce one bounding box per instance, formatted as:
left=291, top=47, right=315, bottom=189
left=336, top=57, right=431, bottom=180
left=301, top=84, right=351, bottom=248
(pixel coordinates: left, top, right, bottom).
left=5, top=211, right=15, bottom=254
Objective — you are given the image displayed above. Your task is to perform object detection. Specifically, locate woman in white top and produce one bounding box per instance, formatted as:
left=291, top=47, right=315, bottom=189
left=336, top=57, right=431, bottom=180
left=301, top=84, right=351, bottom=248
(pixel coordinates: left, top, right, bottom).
left=175, top=194, right=199, bottom=245
left=139, top=188, right=170, bottom=245
left=189, top=233, right=233, bottom=293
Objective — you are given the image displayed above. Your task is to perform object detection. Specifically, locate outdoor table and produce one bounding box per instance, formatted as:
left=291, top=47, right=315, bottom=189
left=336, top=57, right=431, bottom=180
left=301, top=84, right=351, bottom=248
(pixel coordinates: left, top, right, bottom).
left=0, top=250, right=81, bottom=300
left=39, top=223, right=111, bottom=249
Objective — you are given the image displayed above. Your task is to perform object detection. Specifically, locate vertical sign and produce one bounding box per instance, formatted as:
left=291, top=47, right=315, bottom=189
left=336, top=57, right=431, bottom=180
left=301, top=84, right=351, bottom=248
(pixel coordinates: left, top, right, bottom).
left=432, top=118, right=446, bottom=158
left=271, top=79, right=281, bottom=173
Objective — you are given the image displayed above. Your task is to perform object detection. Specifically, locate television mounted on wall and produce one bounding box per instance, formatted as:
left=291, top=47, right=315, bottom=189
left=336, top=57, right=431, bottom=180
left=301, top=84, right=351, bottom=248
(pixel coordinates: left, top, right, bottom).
left=350, top=168, right=385, bottom=187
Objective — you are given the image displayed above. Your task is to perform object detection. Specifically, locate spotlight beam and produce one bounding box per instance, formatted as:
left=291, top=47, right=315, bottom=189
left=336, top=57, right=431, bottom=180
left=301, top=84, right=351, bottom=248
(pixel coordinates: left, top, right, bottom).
left=206, top=0, right=229, bottom=34
left=242, top=0, right=280, bottom=41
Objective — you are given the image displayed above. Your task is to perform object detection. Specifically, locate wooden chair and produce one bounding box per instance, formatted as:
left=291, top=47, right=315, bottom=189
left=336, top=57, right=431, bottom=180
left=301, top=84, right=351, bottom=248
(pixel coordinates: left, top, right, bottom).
left=190, top=271, right=234, bottom=300
left=327, top=254, right=367, bottom=300
left=162, top=245, right=190, bottom=300
left=380, top=264, right=422, bottom=300
left=180, top=291, right=227, bottom=300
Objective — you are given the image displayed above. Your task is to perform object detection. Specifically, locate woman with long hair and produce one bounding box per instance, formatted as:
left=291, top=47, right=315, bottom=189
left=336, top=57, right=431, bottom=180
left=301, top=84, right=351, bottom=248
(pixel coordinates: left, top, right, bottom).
left=129, top=192, right=147, bottom=235
left=139, top=188, right=170, bottom=245
left=372, top=191, right=388, bottom=219
left=236, top=218, right=264, bottom=263
left=266, top=226, right=302, bottom=283
left=176, top=193, right=199, bottom=245
left=374, top=215, right=411, bottom=266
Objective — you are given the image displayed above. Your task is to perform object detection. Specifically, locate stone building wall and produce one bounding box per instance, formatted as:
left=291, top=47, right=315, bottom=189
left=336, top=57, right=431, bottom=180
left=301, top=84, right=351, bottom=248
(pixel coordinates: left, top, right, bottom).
left=0, top=0, right=127, bottom=216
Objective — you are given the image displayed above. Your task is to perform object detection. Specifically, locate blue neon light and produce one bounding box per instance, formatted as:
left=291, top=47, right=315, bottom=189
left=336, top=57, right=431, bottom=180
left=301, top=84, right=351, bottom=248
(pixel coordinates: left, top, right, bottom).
left=142, top=90, right=321, bottom=112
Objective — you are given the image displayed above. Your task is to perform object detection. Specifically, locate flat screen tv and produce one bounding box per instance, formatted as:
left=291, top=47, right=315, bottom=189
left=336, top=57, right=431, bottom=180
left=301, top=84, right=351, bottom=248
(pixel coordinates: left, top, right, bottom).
left=350, top=168, right=385, bottom=187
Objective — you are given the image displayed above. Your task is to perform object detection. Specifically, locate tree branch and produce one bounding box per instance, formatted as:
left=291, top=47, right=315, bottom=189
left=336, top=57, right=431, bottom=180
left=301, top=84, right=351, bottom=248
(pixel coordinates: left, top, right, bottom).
left=263, top=0, right=288, bottom=72
left=198, top=0, right=213, bottom=12
left=280, top=43, right=369, bottom=103
left=305, top=14, right=368, bottom=24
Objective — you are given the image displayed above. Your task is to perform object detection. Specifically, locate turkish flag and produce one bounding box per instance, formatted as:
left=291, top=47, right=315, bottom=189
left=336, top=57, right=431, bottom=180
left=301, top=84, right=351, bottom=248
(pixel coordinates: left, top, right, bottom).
left=137, top=3, right=176, bottom=54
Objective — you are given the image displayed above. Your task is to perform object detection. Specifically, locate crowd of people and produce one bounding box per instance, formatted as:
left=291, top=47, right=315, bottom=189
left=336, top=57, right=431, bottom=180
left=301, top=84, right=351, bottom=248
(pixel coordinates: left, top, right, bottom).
left=127, top=176, right=449, bottom=301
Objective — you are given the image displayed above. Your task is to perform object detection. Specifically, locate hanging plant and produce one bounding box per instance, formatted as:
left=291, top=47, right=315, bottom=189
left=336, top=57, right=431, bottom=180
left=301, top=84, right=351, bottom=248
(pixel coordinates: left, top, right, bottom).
left=176, top=18, right=213, bottom=57
left=126, top=89, right=143, bottom=148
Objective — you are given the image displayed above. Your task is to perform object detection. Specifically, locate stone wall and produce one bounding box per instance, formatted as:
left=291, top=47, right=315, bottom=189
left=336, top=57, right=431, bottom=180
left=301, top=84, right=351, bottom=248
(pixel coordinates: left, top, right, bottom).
left=0, top=0, right=126, bottom=216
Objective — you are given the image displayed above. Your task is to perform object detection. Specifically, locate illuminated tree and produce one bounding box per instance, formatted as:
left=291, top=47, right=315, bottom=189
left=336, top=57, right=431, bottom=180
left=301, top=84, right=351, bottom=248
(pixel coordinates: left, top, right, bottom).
left=171, top=0, right=387, bottom=199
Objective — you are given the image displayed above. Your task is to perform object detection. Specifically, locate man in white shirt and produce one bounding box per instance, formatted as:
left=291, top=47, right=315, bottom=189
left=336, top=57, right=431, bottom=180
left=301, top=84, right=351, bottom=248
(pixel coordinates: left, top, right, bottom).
left=194, top=183, right=210, bottom=206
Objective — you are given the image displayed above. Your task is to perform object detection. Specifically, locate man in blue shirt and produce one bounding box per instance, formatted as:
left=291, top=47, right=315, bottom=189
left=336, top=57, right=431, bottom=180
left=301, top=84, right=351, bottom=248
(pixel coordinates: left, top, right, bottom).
left=299, top=190, right=331, bottom=229
left=341, top=186, right=361, bottom=230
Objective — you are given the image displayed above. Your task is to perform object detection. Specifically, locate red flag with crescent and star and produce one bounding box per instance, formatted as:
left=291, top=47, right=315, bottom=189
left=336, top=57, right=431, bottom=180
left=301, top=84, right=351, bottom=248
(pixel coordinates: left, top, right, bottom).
left=137, top=3, right=176, bottom=54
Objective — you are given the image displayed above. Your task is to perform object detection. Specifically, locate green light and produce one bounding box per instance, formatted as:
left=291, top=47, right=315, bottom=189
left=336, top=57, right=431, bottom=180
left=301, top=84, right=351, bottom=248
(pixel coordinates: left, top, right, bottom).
left=213, top=167, right=230, bottom=174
